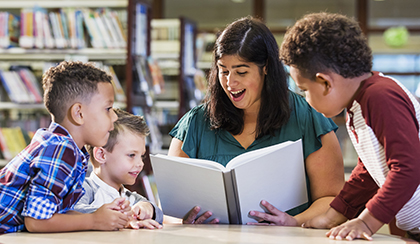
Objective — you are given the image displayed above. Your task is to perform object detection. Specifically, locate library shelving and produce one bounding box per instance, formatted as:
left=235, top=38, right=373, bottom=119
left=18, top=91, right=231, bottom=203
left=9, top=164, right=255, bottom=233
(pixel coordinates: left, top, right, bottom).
left=0, top=0, right=129, bottom=166
left=151, top=17, right=205, bottom=149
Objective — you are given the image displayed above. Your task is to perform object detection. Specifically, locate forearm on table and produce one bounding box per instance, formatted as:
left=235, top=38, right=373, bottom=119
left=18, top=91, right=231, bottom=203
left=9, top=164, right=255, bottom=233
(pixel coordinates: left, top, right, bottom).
left=294, top=196, right=336, bottom=226
left=358, top=208, right=384, bottom=235
left=24, top=212, right=95, bottom=232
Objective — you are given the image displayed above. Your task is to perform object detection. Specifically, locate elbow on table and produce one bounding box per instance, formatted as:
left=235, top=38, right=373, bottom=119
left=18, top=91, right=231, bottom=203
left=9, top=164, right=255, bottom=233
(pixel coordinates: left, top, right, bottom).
left=24, top=217, right=47, bottom=233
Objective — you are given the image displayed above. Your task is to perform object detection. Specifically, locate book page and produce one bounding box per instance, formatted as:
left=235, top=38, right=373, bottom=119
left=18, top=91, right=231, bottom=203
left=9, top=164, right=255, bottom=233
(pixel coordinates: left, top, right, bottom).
left=150, top=155, right=231, bottom=223
left=230, top=140, right=308, bottom=224
left=225, top=140, right=295, bottom=170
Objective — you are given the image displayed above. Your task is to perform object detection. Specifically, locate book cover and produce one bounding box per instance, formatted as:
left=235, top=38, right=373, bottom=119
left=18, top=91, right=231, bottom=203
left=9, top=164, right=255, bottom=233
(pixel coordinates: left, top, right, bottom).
left=150, top=139, right=308, bottom=224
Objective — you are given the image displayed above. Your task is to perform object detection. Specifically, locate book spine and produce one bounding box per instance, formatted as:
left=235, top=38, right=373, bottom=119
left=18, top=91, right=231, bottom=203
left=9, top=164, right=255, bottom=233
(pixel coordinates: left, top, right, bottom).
left=0, top=128, right=12, bottom=161
left=223, top=171, right=241, bottom=224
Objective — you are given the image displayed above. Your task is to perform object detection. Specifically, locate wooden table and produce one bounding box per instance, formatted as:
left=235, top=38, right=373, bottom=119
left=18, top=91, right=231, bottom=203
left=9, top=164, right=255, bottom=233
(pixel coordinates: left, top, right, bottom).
left=0, top=224, right=417, bottom=244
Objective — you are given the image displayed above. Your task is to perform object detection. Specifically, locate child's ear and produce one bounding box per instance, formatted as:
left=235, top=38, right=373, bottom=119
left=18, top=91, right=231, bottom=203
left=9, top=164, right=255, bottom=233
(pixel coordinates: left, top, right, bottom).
left=93, top=147, right=107, bottom=165
left=315, top=73, right=333, bottom=95
left=69, top=103, right=84, bottom=125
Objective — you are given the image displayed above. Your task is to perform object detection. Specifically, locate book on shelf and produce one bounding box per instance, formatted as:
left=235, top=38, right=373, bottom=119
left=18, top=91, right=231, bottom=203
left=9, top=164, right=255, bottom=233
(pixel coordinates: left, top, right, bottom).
left=133, top=56, right=154, bottom=107
left=0, top=128, right=11, bottom=161
left=93, top=10, right=115, bottom=49
left=108, top=10, right=126, bottom=48
left=150, top=139, right=308, bottom=224
left=49, top=10, right=68, bottom=49
left=15, top=67, right=43, bottom=103
left=147, top=56, right=165, bottom=94
left=0, top=68, right=42, bottom=103
left=41, top=8, right=55, bottom=49
left=0, top=127, right=28, bottom=161
left=19, top=8, right=34, bottom=48
left=0, top=11, right=20, bottom=48
left=135, top=3, right=148, bottom=56
left=82, top=8, right=104, bottom=49
left=103, top=65, right=126, bottom=103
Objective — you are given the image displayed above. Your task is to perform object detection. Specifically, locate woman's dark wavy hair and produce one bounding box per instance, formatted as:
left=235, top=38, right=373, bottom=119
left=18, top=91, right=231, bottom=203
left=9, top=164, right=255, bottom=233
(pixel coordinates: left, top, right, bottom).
left=280, top=12, right=372, bottom=79
left=205, top=16, right=290, bottom=139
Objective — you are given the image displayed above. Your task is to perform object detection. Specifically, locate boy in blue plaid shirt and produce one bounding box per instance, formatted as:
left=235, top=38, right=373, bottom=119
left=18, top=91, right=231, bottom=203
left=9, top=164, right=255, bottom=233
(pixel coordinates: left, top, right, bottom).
left=0, top=61, right=129, bottom=233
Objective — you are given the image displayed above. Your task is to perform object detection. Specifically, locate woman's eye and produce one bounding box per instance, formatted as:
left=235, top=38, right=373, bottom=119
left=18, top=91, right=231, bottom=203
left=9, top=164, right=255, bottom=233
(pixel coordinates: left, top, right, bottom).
left=128, top=154, right=136, bottom=158
left=238, top=71, right=247, bottom=75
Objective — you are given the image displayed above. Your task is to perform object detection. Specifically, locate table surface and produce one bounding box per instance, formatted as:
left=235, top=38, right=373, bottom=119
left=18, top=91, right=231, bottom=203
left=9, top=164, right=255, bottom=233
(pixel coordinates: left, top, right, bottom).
left=0, top=224, right=417, bottom=244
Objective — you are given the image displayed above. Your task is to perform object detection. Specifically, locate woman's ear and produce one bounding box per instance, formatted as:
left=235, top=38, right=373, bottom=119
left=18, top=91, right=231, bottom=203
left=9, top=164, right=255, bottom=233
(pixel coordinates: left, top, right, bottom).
left=93, top=147, right=107, bottom=165
left=69, top=103, right=84, bottom=125
left=315, top=73, right=333, bottom=95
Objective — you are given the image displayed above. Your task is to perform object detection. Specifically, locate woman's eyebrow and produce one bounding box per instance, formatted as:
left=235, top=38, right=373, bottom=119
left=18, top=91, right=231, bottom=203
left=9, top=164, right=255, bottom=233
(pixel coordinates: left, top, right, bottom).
left=217, top=63, right=250, bottom=68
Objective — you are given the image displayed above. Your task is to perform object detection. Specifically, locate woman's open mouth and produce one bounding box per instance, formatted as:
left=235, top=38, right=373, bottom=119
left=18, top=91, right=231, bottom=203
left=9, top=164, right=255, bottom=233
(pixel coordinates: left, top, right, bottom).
left=231, top=89, right=245, bottom=98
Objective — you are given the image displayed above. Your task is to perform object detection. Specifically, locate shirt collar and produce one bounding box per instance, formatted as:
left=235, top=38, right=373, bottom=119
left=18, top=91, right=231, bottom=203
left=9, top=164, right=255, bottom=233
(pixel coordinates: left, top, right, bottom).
left=90, top=172, right=124, bottom=197
left=48, top=122, right=90, bottom=166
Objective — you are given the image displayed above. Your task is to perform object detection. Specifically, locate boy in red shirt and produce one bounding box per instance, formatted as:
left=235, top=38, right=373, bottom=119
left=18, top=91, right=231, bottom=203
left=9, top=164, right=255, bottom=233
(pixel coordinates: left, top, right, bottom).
left=280, top=12, right=420, bottom=241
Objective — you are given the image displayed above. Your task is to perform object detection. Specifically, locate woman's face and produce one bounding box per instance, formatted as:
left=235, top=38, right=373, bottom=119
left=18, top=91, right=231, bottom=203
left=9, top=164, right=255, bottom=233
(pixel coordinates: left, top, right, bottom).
left=217, top=55, right=265, bottom=113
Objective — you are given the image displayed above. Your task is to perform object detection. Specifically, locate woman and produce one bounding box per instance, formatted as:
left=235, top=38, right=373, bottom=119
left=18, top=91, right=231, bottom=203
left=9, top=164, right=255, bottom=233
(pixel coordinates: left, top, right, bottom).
left=168, top=16, right=344, bottom=226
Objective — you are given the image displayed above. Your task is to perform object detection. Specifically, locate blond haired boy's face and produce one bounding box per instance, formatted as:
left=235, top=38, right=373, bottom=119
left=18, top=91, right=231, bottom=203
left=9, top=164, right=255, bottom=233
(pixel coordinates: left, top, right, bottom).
left=82, top=82, right=118, bottom=147
left=290, top=66, right=342, bottom=118
left=102, top=130, right=146, bottom=190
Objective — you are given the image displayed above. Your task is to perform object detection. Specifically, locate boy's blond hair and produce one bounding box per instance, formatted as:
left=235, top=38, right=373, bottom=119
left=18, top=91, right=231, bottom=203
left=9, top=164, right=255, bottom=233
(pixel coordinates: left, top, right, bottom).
left=42, top=61, right=112, bottom=123
left=88, top=108, right=150, bottom=166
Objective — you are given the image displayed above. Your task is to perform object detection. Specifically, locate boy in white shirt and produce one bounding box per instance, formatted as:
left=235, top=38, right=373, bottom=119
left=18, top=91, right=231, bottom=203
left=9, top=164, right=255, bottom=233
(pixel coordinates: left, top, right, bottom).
left=75, top=109, right=163, bottom=229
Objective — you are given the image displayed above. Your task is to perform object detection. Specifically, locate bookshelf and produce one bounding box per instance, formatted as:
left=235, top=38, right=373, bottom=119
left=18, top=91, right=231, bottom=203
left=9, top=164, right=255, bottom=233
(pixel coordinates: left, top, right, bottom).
left=151, top=17, right=205, bottom=149
left=0, top=0, right=129, bottom=166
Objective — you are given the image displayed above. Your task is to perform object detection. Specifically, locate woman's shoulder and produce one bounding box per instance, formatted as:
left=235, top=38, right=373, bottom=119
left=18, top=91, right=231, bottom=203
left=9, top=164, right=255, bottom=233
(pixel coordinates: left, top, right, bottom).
left=288, top=91, right=313, bottom=114
left=178, top=104, right=208, bottom=126
left=288, top=91, right=335, bottom=127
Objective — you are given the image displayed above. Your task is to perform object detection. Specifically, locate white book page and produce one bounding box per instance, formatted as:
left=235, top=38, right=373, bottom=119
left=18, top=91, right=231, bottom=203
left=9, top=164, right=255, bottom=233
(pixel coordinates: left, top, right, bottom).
left=155, top=154, right=228, bottom=172
left=150, top=155, right=230, bottom=223
left=226, top=140, right=295, bottom=170
left=230, top=140, right=308, bottom=224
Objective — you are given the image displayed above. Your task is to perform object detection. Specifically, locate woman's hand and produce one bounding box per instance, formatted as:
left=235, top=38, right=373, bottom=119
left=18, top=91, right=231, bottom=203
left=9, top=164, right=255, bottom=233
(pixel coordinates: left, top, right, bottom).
left=182, top=206, right=219, bottom=224
left=246, top=200, right=298, bottom=226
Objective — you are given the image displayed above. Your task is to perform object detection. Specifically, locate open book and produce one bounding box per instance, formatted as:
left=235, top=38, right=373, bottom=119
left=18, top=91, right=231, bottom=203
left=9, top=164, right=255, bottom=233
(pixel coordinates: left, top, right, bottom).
left=150, top=139, right=308, bottom=224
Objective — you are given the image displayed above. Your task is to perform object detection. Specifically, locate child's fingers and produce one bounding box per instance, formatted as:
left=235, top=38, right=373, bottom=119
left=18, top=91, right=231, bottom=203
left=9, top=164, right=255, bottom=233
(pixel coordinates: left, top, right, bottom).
left=139, top=220, right=160, bottom=229
left=328, top=226, right=344, bottom=239
left=129, top=221, right=140, bottom=229
left=105, top=197, right=125, bottom=210
left=345, top=230, right=357, bottom=241
left=362, top=232, right=373, bottom=241
left=148, top=220, right=163, bottom=229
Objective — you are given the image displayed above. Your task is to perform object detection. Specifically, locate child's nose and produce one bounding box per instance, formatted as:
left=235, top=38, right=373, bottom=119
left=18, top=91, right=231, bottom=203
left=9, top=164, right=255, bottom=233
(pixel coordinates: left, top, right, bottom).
left=111, top=109, right=118, bottom=122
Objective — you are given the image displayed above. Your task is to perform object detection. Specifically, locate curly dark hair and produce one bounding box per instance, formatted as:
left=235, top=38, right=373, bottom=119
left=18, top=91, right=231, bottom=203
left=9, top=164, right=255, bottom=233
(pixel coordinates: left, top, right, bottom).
left=280, top=12, right=372, bottom=80
left=87, top=108, right=149, bottom=166
left=42, top=61, right=112, bottom=123
left=205, top=16, right=290, bottom=139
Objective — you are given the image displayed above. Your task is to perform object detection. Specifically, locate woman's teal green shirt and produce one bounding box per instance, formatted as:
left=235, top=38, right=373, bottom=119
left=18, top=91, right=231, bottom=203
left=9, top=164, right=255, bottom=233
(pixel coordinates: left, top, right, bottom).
left=169, top=91, right=337, bottom=215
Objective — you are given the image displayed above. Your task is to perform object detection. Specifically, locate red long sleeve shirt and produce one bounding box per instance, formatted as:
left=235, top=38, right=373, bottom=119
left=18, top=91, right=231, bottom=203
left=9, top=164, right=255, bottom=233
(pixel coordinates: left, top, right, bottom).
left=330, top=72, right=420, bottom=231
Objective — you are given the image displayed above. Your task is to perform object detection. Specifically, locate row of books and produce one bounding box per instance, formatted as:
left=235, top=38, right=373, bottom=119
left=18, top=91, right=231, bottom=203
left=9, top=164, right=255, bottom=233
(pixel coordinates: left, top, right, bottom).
left=0, top=7, right=126, bottom=49
left=0, top=127, right=29, bottom=161
left=0, top=63, right=128, bottom=104
left=0, top=67, right=43, bottom=103
left=0, top=111, right=51, bottom=160
left=0, top=12, right=20, bottom=48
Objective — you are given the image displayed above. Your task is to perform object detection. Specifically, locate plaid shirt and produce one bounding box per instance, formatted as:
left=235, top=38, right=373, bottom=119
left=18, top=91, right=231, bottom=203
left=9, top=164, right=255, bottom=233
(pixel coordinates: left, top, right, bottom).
left=0, top=122, right=89, bottom=233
